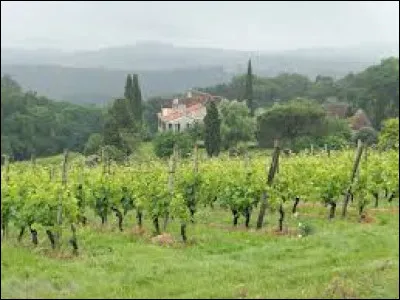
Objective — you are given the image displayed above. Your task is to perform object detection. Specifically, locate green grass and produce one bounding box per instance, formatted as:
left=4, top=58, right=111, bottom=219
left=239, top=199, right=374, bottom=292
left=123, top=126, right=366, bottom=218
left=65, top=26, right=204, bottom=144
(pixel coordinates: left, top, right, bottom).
left=1, top=203, right=399, bottom=299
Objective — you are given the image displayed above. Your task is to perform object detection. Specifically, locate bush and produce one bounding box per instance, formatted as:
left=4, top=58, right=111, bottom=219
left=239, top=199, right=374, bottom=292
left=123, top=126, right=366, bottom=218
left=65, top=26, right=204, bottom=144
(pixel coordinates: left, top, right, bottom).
left=317, top=135, right=349, bottom=150
left=298, top=221, right=313, bottom=237
left=84, top=133, right=103, bottom=156
left=102, top=145, right=126, bottom=162
left=153, top=131, right=194, bottom=158
left=378, top=118, right=399, bottom=150
left=291, top=134, right=349, bottom=153
left=352, top=126, right=378, bottom=146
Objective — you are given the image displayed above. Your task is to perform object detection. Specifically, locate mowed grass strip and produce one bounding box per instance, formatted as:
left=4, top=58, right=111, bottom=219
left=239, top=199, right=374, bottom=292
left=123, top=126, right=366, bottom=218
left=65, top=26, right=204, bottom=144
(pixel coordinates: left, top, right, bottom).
left=1, top=204, right=399, bottom=299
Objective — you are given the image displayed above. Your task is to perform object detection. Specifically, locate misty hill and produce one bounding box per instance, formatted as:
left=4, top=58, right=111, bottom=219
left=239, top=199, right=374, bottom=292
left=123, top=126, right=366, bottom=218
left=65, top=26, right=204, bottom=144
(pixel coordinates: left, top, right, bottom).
left=0, top=64, right=230, bottom=105
left=1, top=42, right=398, bottom=104
left=2, top=41, right=398, bottom=73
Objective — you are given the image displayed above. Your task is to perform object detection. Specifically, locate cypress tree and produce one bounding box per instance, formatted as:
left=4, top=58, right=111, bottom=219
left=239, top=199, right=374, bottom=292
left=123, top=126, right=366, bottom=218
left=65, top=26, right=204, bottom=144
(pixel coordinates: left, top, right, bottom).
left=132, top=74, right=143, bottom=126
left=204, top=100, right=221, bottom=157
left=124, top=74, right=134, bottom=112
left=245, top=59, right=254, bottom=116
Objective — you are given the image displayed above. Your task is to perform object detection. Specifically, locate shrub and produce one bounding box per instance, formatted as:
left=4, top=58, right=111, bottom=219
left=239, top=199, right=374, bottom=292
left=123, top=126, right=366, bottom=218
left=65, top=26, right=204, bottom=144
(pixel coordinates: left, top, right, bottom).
left=352, top=126, right=378, bottom=146
left=378, top=118, right=399, bottom=150
left=153, top=131, right=194, bottom=158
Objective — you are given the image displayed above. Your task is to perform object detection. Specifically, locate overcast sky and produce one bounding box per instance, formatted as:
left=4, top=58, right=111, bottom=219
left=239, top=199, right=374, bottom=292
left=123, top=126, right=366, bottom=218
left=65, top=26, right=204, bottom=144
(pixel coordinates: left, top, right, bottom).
left=1, top=1, right=399, bottom=51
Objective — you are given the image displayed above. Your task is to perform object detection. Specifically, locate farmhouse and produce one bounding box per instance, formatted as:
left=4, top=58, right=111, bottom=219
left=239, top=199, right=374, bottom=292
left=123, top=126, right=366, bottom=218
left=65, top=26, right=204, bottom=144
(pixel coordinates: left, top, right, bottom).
left=157, top=90, right=223, bottom=132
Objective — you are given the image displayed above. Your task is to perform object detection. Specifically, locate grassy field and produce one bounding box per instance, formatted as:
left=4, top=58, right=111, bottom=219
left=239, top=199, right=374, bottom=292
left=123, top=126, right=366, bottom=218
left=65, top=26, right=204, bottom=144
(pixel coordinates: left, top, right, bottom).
left=1, top=202, right=399, bottom=299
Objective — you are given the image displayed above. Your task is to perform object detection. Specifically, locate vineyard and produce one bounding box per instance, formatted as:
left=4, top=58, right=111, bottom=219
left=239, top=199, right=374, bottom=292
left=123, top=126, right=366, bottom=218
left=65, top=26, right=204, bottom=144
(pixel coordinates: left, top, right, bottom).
left=1, top=144, right=399, bottom=298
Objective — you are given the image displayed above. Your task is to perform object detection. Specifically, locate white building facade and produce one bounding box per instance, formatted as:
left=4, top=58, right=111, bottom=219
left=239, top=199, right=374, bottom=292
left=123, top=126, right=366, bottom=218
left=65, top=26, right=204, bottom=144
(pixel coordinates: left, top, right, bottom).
left=157, top=91, right=215, bottom=133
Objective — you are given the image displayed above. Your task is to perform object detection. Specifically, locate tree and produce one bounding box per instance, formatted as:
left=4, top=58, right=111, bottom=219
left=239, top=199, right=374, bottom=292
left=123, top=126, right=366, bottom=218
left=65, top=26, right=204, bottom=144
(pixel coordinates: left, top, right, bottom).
left=337, top=57, right=399, bottom=129
left=108, top=98, right=134, bottom=130
left=204, top=101, right=221, bottom=157
left=378, top=118, right=399, bottom=150
left=219, top=99, right=255, bottom=150
left=1, top=76, right=103, bottom=160
left=132, top=74, right=143, bottom=126
left=124, top=74, right=133, bottom=108
left=244, top=59, right=254, bottom=116
left=352, top=127, right=378, bottom=146
left=153, top=131, right=194, bottom=158
left=103, top=98, right=139, bottom=155
left=256, top=99, right=326, bottom=148
left=84, top=133, right=103, bottom=156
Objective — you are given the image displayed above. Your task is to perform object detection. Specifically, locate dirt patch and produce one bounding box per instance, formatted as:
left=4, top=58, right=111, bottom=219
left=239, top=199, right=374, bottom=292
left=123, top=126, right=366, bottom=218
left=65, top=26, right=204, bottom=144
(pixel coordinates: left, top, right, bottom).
left=370, top=207, right=399, bottom=214
left=323, top=277, right=358, bottom=299
left=207, top=223, right=251, bottom=232
left=298, top=202, right=320, bottom=208
left=359, top=214, right=375, bottom=224
left=151, top=233, right=176, bottom=247
left=41, top=248, right=77, bottom=260
left=269, top=227, right=299, bottom=237
left=235, top=284, right=248, bottom=298
left=130, top=226, right=148, bottom=236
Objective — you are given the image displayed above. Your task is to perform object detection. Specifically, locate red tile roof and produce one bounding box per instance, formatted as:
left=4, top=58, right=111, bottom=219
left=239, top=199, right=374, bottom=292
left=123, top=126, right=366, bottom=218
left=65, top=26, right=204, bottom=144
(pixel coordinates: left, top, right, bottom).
left=159, top=92, right=221, bottom=122
left=159, top=103, right=204, bottom=122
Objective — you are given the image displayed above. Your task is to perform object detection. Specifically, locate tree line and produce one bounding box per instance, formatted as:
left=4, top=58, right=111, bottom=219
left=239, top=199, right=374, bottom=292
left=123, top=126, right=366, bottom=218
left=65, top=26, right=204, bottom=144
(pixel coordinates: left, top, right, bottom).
left=1, top=57, right=398, bottom=161
left=1, top=76, right=103, bottom=161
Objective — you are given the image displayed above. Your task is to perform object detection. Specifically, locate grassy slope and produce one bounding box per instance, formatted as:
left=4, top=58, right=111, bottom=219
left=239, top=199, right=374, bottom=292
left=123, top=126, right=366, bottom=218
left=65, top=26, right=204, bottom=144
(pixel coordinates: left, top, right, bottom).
left=1, top=203, right=399, bottom=299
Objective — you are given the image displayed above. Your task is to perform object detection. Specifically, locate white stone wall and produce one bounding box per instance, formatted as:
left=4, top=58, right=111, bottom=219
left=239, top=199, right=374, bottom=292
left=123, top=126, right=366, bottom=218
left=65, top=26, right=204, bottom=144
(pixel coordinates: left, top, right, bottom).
left=158, top=106, right=206, bottom=133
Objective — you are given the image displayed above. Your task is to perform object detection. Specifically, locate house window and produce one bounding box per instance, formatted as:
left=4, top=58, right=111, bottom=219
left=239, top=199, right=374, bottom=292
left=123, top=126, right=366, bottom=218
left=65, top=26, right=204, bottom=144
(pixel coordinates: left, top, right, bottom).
left=187, top=123, right=190, bottom=129
left=176, top=123, right=181, bottom=132
left=168, top=123, right=172, bottom=130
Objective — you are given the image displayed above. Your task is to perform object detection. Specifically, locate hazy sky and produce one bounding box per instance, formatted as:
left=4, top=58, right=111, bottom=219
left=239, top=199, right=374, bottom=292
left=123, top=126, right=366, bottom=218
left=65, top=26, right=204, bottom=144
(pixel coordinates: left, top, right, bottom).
left=1, top=1, right=399, bottom=51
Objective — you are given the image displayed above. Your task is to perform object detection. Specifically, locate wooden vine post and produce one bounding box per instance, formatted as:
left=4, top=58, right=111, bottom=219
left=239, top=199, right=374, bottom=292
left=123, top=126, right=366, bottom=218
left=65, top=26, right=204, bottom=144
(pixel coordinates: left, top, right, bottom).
left=56, top=149, right=68, bottom=248
left=256, top=139, right=281, bottom=229
left=2, top=155, right=10, bottom=240
left=31, top=151, right=36, bottom=169
left=163, top=144, right=177, bottom=231
left=3, top=154, right=10, bottom=183
left=101, top=147, right=106, bottom=175
left=49, top=166, right=55, bottom=181
left=325, top=144, right=330, bottom=157
left=341, top=139, right=363, bottom=218
left=181, top=144, right=199, bottom=242
left=193, top=143, right=199, bottom=174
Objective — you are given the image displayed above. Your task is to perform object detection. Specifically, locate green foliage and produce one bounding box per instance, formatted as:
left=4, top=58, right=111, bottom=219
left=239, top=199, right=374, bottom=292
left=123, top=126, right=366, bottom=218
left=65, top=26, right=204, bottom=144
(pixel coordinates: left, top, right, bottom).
left=132, top=74, right=143, bottom=126
left=143, top=97, right=169, bottom=136
left=337, top=57, right=399, bottom=128
left=322, top=117, right=352, bottom=140
left=186, top=121, right=204, bottom=142
left=245, top=60, right=254, bottom=116
left=1, top=76, right=103, bottom=160
left=298, top=221, right=313, bottom=237
left=200, top=58, right=398, bottom=129
left=219, top=99, right=255, bottom=150
left=378, top=118, right=399, bottom=150
left=124, top=74, right=134, bottom=107
left=84, top=133, right=103, bottom=156
left=307, top=75, right=338, bottom=103
left=102, top=145, right=126, bottom=162
left=256, top=99, right=326, bottom=148
left=352, top=127, right=378, bottom=146
left=153, top=131, right=194, bottom=158
left=204, top=101, right=221, bottom=157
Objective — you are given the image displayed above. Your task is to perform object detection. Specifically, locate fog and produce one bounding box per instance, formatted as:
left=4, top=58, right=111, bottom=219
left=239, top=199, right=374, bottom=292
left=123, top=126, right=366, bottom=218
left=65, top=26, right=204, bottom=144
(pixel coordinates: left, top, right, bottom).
left=1, top=1, right=399, bottom=51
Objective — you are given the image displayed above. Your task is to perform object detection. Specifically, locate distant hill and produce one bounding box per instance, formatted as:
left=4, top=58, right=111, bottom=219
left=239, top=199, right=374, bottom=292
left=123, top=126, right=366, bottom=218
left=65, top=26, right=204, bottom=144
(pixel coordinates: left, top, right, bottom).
left=1, top=42, right=398, bottom=104
left=0, top=64, right=230, bottom=105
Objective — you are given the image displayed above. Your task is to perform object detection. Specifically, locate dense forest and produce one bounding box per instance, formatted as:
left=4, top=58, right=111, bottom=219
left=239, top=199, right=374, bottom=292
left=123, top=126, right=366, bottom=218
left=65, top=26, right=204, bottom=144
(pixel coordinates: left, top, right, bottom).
left=197, top=57, right=399, bottom=129
left=1, top=57, right=398, bottom=160
left=1, top=76, right=104, bottom=160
